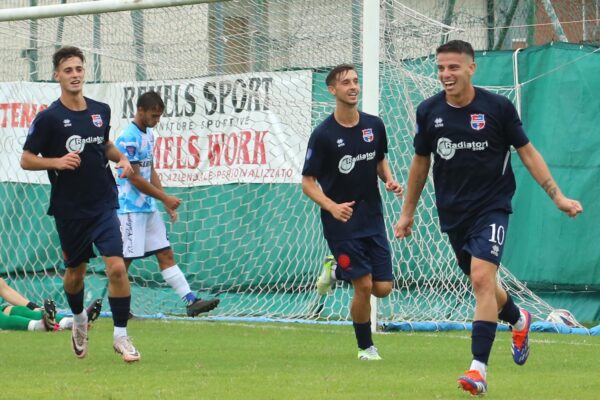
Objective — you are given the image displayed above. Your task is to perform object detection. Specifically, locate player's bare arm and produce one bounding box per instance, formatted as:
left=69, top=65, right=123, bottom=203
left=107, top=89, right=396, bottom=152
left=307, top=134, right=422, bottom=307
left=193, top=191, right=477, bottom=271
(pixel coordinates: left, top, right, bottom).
left=377, top=158, right=404, bottom=197
left=105, top=141, right=133, bottom=178
left=394, top=154, right=431, bottom=238
left=125, top=164, right=180, bottom=215
left=150, top=166, right=181, bottom=212
left=516, top=143, right=583, bottom=217
left=20, top=150, right=81, bottom=171
left=301, top=175, right=355, bottom=223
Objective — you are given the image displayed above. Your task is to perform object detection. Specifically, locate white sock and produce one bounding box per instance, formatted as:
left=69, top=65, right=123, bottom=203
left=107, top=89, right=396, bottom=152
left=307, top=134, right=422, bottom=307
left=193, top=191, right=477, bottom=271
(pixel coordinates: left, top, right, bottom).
left=73, top=311, right=88, bottom=325
left=59, top=317, right=74, bottom=330
left=28, top=319, right=46, bottom=331
left=331, top=264, right=337, bottom=281
left=469, top=360, right=487, bottom=378
left=114, top=326, right=128, bottom=339
left=512, top=310, right=526, bottom=331
left=161, top=265, right=192, bottom=299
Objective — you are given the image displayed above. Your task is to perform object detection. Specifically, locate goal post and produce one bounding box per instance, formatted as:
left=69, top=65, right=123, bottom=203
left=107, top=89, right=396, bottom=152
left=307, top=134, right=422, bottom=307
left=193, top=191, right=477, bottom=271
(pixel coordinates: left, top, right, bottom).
left=0, top=0, right=227, bottom=22
left=0, top=0, right=584, bottom=329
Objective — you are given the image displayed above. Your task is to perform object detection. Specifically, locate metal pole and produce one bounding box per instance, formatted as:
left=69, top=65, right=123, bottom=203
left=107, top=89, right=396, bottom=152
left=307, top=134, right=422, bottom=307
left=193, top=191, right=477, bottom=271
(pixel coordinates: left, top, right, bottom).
left=93, top=13, right=102, bottom=82
left=0, top=0, right=230, bottom=22
left=131, top=10, right=147, bottom=81
left=539, top=0, right=568, bottom=42
left=363, top=0, right=379, bottom=333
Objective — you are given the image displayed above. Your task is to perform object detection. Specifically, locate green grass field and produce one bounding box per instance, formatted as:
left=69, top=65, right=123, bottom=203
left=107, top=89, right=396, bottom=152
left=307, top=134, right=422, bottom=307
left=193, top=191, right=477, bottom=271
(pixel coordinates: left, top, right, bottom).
left=1, top=319, right=598, bottom=399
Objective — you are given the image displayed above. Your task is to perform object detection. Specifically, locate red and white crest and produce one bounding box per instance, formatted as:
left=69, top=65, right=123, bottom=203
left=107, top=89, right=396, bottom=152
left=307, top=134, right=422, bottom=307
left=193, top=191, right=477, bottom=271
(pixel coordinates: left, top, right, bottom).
left=91, top=114, right=103, bottom=128
left=470, top=114, right=485, bottom=131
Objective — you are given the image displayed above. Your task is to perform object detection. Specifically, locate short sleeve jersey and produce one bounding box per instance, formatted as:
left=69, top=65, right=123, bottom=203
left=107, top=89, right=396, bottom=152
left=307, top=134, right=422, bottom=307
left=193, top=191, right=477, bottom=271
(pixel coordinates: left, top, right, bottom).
left=23, top=97, right=118, bottom=219
left=413, top=87, right=530, bottom=231
left=302, top=111, right=388, bottom=241
left=114, top=122, right=156, bottom=214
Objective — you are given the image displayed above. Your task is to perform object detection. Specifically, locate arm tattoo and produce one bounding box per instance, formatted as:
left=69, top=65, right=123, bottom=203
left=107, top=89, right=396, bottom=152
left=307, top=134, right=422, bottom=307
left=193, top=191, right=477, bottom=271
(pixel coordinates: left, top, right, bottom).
left=541, top=178, right=558, bottom=200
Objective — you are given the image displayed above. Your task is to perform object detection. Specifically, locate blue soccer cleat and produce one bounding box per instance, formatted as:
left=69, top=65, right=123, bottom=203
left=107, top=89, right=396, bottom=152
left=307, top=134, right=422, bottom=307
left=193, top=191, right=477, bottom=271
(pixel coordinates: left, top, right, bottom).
left=511, top=309, right=532, bottom=365
left=457, top=369, right=487, bottom=396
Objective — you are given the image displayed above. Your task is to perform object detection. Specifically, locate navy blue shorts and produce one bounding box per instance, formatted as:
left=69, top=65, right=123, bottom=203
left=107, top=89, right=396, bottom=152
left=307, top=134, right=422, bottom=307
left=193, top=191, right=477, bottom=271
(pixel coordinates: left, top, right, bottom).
left=446, top=210, right=510, bottom=275
left=326, top=232, right=393, bottom=282
left=55, top=209, right=124, bottom=268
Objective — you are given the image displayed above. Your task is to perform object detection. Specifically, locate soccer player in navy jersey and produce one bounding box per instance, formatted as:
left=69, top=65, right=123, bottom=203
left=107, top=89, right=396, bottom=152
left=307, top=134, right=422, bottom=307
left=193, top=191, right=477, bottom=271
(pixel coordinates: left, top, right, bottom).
left=114, top=91, right=219, bottom=317
left=394, top=40, right=582, bottom=395
left=21, top=46, right=141, bottom=362
left=302, top=64, right=403, bottom=361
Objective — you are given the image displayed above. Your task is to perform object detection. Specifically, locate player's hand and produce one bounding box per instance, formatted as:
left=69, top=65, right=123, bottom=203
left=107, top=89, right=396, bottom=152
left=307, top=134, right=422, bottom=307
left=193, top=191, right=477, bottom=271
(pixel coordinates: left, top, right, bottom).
left=385, top=180, right=404, bottom=197
left=115, top=158, right=133, bottom=178
left=555, top=195, right=583, bottom=218
left=55, top=152, right=81, bottom=170
left=163, top=195, right=181, bottom=211
left=394, top=214, right=414, bottom=239
left=329, top=201, right=356, bottom=223
left=165, top=207, right=178, bottom=223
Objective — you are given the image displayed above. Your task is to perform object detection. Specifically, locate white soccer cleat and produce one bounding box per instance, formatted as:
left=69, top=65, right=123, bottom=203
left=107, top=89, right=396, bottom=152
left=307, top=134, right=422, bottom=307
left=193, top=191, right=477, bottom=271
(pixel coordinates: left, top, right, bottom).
left=316, top=255, right=337, bottom=295
left=71, top=319, right=88, bottom=358
left=357, top=345, right=382, bottom=361
left=113, top=336, right=141, bottom=363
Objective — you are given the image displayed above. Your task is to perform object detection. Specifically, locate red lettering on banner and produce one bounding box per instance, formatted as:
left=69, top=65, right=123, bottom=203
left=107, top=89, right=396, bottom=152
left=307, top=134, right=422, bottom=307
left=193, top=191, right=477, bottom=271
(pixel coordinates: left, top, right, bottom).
left=224, top=133, right=238, bottom=166
left=153, top=137, right=162, bottom=168
left=11, top=103, right=20, bottom=127
left=253, top=130, right=267, bottom=165
left=208, top=130, right=268, bottom=167
left=155, top=135, right=203, bottom=169
left=238, top=130, right=252, bottom=164
left=175, top=136, right=185, bottom=169
left=0, top=104, right=7, bottom=127
left=208, top=133, right=224, bottom=167
left=0, top=103, right=47, bottom=128
left=163, top=137, right=174, bottom=169
left=188, top=135, right=201, bottom=169
left=154, top=130, right=269, bottom=170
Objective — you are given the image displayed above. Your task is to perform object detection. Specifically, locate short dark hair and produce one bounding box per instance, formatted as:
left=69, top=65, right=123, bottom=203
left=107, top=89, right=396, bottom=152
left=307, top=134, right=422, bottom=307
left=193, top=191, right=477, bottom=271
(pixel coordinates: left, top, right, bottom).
left=137, top=91, right=165, bottom=111
left=53, top=46, right=85, bottom=70
left=325, top=63, right=356, bottom=87
left=436, top=40, right=475, bottom=61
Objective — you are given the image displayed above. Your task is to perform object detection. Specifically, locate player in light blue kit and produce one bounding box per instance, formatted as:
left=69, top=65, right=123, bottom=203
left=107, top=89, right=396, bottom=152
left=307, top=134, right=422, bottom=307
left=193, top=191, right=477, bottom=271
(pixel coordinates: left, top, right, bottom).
left=115, top=91, right=219, bottom=317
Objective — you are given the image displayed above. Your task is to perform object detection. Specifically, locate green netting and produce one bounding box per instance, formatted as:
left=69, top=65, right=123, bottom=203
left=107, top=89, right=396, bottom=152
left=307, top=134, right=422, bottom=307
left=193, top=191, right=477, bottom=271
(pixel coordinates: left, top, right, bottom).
left=2, top=44, right=599, bottom=322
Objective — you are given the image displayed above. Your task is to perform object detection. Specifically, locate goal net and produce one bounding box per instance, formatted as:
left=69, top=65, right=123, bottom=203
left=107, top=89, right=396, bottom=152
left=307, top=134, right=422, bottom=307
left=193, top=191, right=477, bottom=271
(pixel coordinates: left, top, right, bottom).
left=0, top=0, right=586, bottom=327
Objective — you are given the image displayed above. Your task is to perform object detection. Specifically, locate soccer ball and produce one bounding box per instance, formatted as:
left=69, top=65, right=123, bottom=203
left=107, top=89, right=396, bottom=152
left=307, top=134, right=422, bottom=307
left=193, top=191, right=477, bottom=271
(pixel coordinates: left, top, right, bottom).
left=546, top=309, right=577, bottom=327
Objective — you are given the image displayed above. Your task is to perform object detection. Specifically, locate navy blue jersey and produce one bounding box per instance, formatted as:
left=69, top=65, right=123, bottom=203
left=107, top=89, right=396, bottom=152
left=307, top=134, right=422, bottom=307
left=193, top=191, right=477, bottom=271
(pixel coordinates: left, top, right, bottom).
left=414, top=87, right=529, bottom=231
left=23, top=97, right=118, bottom=219
left=302, top=111, right=387, bottom=240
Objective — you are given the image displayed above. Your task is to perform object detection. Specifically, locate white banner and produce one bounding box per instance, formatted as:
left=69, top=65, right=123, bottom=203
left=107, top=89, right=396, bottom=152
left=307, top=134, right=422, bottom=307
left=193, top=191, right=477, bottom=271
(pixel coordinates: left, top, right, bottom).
left=0, top=70, right=312, bottom=186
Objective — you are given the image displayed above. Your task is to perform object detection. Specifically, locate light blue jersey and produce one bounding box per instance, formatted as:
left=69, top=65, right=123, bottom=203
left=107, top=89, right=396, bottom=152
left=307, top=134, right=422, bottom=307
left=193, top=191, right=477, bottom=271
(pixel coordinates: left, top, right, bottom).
left=115, top=122, right=156, bottom=213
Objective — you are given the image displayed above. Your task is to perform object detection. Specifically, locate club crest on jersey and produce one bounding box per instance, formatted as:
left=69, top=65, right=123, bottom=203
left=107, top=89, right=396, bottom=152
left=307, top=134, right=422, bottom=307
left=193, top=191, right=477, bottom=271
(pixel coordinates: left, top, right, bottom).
left=126, top=146, right=136, bottom=157
left=362, top=128, right=374, bottom=142
left=91, top=114, right=103, bottom=128
left=470, top=114, right=486, bottom=130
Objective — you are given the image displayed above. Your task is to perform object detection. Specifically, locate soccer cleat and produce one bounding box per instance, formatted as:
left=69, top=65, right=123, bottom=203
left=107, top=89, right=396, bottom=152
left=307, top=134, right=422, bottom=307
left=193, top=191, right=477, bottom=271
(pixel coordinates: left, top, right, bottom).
left=42, top=299, right=58, bottom=331
left=457, top=370, right=488, bottom=396
left=316, top=255, right=336, bottom=295
left=85, top=298, right=103, bottom=323
left=511, top=309, right=532, bottom=365
left=186, top=298, right=220, bottom=317
left=71, top=319, right=89, bottom=358
left=357, top=345, right=382, bottom=361
left=113, top=336, right=141, bottom=363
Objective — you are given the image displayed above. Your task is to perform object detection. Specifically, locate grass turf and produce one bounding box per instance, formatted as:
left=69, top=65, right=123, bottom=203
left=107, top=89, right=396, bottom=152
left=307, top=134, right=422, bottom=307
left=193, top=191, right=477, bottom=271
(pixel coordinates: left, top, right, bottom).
left=1, top=319, right=598, bottom=399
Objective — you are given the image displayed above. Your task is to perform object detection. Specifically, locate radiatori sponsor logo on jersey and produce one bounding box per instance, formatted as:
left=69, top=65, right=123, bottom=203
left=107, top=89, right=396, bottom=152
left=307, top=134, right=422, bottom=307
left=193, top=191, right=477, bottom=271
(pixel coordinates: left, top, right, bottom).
left=65, top=135, right=105, bottom=153
left=338, top=151, right=376, bottom=174
left=436, top=137, right=488, bottom=160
